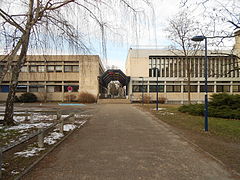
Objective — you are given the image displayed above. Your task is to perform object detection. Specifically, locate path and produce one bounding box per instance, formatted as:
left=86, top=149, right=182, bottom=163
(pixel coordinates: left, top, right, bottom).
left=24, top=104, right=235, bottom=180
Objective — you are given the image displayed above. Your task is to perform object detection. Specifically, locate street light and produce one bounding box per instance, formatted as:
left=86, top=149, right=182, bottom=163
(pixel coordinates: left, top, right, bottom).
left=152, top=67, right=159, bottom=111
left=191, top=35, right=208, bottom=131
left=139, top=77, right=144, bottom=104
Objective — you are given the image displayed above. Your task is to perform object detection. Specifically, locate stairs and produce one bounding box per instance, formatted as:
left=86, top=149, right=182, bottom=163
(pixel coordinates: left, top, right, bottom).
left=97, top=99, right=131, bottom=104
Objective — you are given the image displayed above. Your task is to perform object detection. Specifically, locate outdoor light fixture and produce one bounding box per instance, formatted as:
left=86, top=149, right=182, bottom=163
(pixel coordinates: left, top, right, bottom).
left=191, top=35, right=208, bottom=131
left=140, top=77, right=144, bottom=104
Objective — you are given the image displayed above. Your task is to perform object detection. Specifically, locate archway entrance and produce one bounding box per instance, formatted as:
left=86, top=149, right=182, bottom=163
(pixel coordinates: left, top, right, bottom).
left=98, top=69, right=130, bottom=99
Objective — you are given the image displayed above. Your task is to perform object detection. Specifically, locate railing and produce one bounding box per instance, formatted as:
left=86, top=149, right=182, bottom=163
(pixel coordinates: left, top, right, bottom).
left=0, top=112, right=75, bottom=179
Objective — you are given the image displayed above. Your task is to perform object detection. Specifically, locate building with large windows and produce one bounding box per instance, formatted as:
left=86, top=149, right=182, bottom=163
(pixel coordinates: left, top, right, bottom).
left=126, top=46, right=240, bottom=103
left=0, top=55, right=104, bottom=102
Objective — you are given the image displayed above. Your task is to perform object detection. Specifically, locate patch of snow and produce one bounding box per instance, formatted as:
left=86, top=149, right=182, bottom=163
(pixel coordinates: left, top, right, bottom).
left=8, top=123, right=52, bottom=130
left=44, top=132, right=64, bottom=145
left=15, top=147, right=45, bottom=157
left=76, top=114, right=92, bottom=118
left=153, top=108, right=166, bottom=111
left=13, top=116, right=26, bottom=122
left=61, top=115, right=69, bottom=118
left=63, top=124, right=76, bottom=131
left=11, top=170, right=19, bottom=175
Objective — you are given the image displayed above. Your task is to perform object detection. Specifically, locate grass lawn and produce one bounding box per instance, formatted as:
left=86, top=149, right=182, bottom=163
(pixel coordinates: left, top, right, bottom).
left=137, top=104, right=240, bottom=176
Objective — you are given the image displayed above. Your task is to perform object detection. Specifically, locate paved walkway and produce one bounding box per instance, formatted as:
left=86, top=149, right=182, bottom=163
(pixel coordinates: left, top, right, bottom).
left=24, top=104, right=235, bottom=180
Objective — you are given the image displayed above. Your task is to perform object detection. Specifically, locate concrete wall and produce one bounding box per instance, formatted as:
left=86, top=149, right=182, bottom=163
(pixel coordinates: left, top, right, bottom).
left=0, top=55, right=103, bottom=102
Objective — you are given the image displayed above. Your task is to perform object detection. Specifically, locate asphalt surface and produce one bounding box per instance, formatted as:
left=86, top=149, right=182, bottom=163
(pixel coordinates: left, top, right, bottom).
left=23, top=104, right=235, bottom=180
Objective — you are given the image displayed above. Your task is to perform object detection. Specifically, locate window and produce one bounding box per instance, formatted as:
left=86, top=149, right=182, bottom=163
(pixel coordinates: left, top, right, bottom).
left=183, top=85, right=198, bottom=92
left=0, top=65, right=4, bottom=73
left=216, top=85, right=230, bottom=92
left=21, top=66, right=28, bottom=72
left=200, top=85, right=214, bottom=92
left=29, top=66, right=37, bottom=72
left=149, top=85, right=164, bottom=92
left=0, top=85, right=9, bottom=92
left=55, top=66, right=62, bottom=72
left=166, top=85, right=181, bottom=92
left=64, top=85, right=79, bottom=92
left=29, top=85, right=45, bottom=92
left=47, top=85, right=62, bottom=92
left=16, top=85, right=27, bottom=92
left=47, top=66, right=55, bottom=72
left=64, top=65, right=79, bottom=72
left=132, top=85, right=147, bottom=92
left=233, top=85, right=240, bottom=92
left=38, top=66, right=45, bottom=72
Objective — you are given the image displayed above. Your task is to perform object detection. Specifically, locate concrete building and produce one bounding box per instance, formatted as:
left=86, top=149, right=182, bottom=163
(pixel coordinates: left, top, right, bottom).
left=0, top=55, right=104, bottom=102
left=126, top=35, right=240, bottom=103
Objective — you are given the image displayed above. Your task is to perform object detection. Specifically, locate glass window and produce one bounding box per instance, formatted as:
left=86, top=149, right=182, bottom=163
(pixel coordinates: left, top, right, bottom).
left=0, top=85, right=9, bottom=92
left=72, top=66, right=79, bottom=72
left=233, top=85, right=240, bottom=92
left=47, top=66, right=55, bottom=72
left=16, top=85, right=27, bottom=92
left=55, top=66, right=62, bottom=72
left=64, top=66, right=72, bottom=72
left=29, top=66, right=37, bottom=72
left=21, top=66, right=28, bottom=72
left=183, top=85, right=198, bottom=92
left=216, top=85, right=230, bottom=92
left=200, top=85, right=214, bottom=92
left=29, top=85, right=45, bottom=92
left=38, top=66, right=45, bottom=72
left=47, top=85, right=62, bottom=92
left=132, top=85, right=147, bottom=92
left=149, top=85, right=164, bottom=92
left=166, top=85, right=181, bottom=92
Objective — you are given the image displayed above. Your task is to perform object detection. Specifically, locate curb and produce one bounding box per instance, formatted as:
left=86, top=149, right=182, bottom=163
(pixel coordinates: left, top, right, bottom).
left=14, top=120, right=88, bottom=180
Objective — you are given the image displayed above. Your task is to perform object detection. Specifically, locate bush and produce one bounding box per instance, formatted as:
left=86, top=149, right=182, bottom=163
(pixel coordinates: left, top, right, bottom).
left=178, top=104, right=204, bottom=116
left=158, top=97, right=167, bottom=104
left=142, top=95, right=151, bottom=104
left=179, top=93, right=240, bottom=119
left=78, top=91, right=96, bottom=103
left=18, top=92, right=37, bottom=103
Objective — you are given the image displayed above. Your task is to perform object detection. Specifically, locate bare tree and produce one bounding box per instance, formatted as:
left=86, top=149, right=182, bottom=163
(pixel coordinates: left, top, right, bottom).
left=166, top=10, right=202, bottom=104
left=0, top=0, right=152, bottom=125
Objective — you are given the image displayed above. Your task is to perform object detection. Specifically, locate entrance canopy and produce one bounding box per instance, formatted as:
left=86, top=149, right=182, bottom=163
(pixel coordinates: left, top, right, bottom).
left=99, top=69, right=130, bottom=88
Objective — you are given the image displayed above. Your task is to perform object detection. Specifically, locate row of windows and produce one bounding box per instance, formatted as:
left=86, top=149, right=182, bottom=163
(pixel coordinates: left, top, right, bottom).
left=0, top=85, right=79, bottom=93
left=149, top=56, right=240, bottom=78
left=132, top=85, right=240, bottom=93
left=20, top=65, right=79, bottom=73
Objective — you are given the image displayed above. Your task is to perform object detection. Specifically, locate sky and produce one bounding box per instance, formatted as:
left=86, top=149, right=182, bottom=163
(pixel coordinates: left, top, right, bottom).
left=0, top=0, right=238, bottom=72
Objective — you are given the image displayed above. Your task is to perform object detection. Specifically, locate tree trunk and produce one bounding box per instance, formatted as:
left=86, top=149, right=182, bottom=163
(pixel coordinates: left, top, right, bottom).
left=3, top=0, right=33, bottom=126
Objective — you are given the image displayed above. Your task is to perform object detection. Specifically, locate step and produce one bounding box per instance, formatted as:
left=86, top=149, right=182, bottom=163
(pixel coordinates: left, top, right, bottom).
left=97, top=99, right=131, bottom=104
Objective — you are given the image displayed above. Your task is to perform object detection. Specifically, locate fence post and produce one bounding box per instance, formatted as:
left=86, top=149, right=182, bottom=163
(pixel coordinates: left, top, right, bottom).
left=0, top=148, right=2, bottom=179
left=30, top=113, right=34, bottom=123
left=57, top=111, right=61, bottom=120
left=59, top=117, right=64, bottom=134
left=37, top=129, right=44, bottom=148
left=25, top=110, right=28, bottom=121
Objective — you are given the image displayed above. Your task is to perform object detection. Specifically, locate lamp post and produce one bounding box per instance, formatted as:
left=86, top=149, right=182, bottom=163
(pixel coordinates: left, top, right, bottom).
left=191, top=35, right=208, bottom=131
left=152, top=67, right=159, bottom=111
left=140, top=77, right=144, bottom=104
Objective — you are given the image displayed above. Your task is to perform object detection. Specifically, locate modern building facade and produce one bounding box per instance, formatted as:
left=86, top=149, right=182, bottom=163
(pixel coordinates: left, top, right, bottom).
left=126, top=38, right=240, bottom=103
left=0, top=55, right=104, bottom=102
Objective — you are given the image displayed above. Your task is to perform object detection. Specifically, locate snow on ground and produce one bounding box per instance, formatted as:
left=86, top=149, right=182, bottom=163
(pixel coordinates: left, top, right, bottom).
left=63, top=124, right=76, bottom=131
left=11, top=170, right=19, bottom=175
left=44, top=132, right=64, bottom=145
left=76, top=114, right=93, bottom=118
left=153, top=108, right=166, bottom=111
left=7, top=123, right=52, bottom=130
left=15, top=147, right=45, bottom=157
